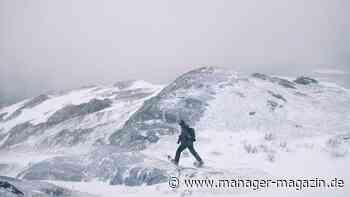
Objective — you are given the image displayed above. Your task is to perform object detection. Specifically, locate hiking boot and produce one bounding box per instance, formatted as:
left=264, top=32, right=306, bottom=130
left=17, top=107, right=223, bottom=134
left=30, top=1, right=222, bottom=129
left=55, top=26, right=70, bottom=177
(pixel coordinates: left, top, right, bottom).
left=171, top=159, right=179, bottom=166
left=194, top=161, right=204, bottom=167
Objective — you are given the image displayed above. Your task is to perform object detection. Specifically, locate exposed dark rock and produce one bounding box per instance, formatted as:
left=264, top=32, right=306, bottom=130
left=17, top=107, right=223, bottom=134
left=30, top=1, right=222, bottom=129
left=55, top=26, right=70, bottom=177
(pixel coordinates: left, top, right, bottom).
left=0, top=180, right=24, bottom=196
left=294, top=91, right=308, bottom=97
left=295, top=124, right=303, bottom=128
left=23, top=95, right=49, bottom=109
left=42, top=187, right=66, bottom=196
left=294, top=76, right=318, bottom=85
left=252, top=73, right=296, bottom=89
left=249, top=112, right=256, bottom=116
left=271, top=77, right=296, bottom=89
left=267, top=90, right=287, bottom=102
left=110, top=167, right=127, bottom=185
left=145, top=131, right=160, bottom=143
left=267, top=100, right=279, bottom=111
left=252, top=73, right=269, bottom=80
left=47, top=98, right=112, bottom=125
left=0, top=176, right=92, bottom=197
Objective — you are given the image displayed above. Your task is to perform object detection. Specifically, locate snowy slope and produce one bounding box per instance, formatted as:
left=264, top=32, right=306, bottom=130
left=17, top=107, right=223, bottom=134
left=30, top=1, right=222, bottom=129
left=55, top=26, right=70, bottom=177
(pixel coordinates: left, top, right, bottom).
left=139, top=69, right=350, bottom=196
left=0, top=80, right=163, bottom=152
left=1, top=67, right=350, bottom=197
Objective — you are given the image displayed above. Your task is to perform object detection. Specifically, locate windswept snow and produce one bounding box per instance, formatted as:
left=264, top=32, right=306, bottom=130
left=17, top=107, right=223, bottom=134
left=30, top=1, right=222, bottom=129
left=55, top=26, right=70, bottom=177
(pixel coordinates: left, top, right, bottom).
left=1, top=68, right=350, bottom=197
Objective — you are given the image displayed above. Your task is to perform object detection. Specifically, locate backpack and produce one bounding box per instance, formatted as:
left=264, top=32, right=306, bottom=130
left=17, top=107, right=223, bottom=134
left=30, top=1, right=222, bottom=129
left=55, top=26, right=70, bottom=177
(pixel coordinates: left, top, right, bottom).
left=187, top=127, right=196, bottom=142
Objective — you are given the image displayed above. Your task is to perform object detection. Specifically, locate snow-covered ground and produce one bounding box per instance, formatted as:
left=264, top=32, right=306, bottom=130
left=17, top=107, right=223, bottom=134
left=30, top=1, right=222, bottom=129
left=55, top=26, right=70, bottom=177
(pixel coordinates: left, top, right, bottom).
left=1, top=69, right=349, bottom=197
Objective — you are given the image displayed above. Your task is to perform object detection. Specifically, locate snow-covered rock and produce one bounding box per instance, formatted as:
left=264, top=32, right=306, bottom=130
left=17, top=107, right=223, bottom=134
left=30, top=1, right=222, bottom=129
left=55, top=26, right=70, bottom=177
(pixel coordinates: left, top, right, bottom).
left=109, top=67, right=233, bottom=150
left=18, top=146, right=169, bottom=186
left=1, top=67, right=350, bottom=196
left=0, top=81, right=162, bottom=151
left=0, top=176, right=94, bottom=197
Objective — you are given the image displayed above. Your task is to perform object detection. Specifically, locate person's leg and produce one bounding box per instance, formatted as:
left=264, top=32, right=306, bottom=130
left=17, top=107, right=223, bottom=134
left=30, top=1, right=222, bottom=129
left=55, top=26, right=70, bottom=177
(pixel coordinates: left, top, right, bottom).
left=174, top=144, right=186, bottom=164
left=187, top=143, right=203, bottom=163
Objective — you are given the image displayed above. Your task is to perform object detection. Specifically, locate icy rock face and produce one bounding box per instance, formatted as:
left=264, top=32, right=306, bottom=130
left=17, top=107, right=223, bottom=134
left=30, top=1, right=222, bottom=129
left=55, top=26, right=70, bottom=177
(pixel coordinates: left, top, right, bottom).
left=5, top=95, right=50, bottom=121
left=0, top=180, right=24, bottom=196
left=19, top=146, right=169, bottom=186
left=110, top=167, right=167, bottom=186
left=252, top=73, right=296, bottom=89
left=40, top=128, right=94, bottom=147
left=18, top=156, right=86, bottom=182
left=1, top=122, right=36, bottom=148
left=294, top=76, right=318, bottom=85
left=109, top=67, right=233, bottom=150
left=0, top=176, right=93, bottom=197
left=85, top=147, right=168, bottom=185
left=47, top=98, right=112, bottom=125
left=0, top=82, right=162, bottom=150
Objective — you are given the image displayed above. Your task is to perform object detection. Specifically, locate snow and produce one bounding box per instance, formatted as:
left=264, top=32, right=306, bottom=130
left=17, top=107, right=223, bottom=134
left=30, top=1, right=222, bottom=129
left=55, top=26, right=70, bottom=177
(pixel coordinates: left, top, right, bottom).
left=0, top=87, right=102, bottom=132
left=0, top=81, right=162, bottom=134
left=1, top=74, right=350, bottom=197
left=313, top=69, right=348, bottom=75
left=0, top=150, right=62, bottom=177
left=128, top=80, right=162, bottom=90
left=0, top=99, right=30, bottom=120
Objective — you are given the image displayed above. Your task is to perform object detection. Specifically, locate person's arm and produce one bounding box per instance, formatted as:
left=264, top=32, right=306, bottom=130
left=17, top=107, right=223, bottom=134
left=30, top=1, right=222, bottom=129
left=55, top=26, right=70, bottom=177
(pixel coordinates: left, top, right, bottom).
left=190, top=128, right=196, bottom=141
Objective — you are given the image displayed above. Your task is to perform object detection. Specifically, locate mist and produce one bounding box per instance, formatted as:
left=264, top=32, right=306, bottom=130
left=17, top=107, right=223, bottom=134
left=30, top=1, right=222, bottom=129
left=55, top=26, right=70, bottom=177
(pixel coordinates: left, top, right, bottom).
left=0, top=0, right=349, bottom=106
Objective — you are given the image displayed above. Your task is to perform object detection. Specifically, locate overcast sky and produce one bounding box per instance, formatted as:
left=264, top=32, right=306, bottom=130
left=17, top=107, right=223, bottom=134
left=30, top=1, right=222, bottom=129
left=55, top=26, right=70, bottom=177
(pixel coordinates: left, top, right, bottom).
left=0, top=0, right=349, bottom=105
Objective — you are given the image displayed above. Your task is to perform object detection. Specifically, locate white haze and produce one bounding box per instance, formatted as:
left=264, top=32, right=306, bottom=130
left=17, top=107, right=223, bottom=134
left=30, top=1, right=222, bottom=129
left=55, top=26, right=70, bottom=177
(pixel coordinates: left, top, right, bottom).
left=0, top=0, right=349, bottom=105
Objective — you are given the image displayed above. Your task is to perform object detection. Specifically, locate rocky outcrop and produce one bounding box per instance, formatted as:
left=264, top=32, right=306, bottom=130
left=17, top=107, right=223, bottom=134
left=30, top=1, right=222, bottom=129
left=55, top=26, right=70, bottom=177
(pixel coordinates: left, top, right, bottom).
left=267, top=90, right=287, bottom=102
left=0, top=180, right=24, bottom=196
left=5, top=95, right=50, bottom=121
left=1, top=122, right=38, bottom=148
left=47, top=98, right=112, bottom=125
left=40, top=128, right=94, bottom=147
left=110, top=167, right=167, bottom=186
left=109, top=67, right=227, bottom=150
left=252, top=73, right=296, bottom=89
left=0, top=176, right=93, bottom=197
left=0, top=83, right=161, bottom=150
left=18, top=147, right=169, bottom=186
left=22, top=95, right=50, bottom=109
left=18, top=156, right=86, bottom=182
left=294, top=76, right=318, bottom=85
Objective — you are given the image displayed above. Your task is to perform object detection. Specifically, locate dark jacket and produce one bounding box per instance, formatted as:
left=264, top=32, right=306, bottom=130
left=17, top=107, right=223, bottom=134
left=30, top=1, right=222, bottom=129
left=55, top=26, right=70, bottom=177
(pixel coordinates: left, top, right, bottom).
left=178, top=125, right=196, bottom=144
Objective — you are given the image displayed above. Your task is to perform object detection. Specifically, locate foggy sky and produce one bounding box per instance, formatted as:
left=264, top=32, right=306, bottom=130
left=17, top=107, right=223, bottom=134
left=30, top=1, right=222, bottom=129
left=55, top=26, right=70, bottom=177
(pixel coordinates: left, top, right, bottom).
left=0, top=0, right=349, bottom=106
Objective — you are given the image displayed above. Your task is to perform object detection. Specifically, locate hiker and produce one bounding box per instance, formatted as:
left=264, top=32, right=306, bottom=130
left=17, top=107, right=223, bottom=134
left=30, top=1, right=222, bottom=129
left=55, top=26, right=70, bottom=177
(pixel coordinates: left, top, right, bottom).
left=172, top=120, right=204, bottom=167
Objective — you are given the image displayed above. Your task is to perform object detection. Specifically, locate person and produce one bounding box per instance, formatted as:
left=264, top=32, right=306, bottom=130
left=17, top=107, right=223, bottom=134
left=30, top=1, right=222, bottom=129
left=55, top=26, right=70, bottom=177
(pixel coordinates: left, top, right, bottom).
left=172, top=120, right=204, bottom=167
